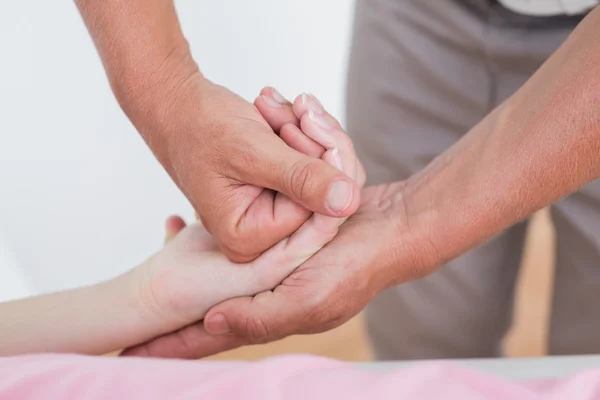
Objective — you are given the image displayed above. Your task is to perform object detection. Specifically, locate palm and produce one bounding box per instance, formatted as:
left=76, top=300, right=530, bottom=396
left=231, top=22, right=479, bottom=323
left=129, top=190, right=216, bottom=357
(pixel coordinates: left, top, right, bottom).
left=141, top=224, right=235, bottom=325
left=263, top=184, right=405, bottom=334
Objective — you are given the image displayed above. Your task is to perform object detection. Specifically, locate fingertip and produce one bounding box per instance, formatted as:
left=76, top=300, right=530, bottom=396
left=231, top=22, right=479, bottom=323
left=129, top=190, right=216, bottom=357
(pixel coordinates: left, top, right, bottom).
left=259, top=86, right=272, bottom=97
left=166, top=215, right=186, bottom=230
left=254, top=94, right=281, bottom=115
left=325, top=178, right=361, bottom=217
left=254, top=92, right=298, bottom=133
left=292, top=93, right=324, bottom=120
left=204, top=312, right=231, bottom=335
left=206, top=290, right=305, bottom=343
left=204, top=295, right=259, bottom=337
left=164, top=215, right=187, bottom=242
left=291, top=94, right=306, bottom=119
left=299, top=110, right=338, bottom=150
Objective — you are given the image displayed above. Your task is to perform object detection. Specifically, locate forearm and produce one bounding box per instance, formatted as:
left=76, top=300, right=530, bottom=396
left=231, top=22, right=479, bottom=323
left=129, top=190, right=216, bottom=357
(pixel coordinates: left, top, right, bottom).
left=74, top=0, right=201, bottom=120
left=400, top=8, right=600, bottom=273
left=0, top=270, right=155, bottom=356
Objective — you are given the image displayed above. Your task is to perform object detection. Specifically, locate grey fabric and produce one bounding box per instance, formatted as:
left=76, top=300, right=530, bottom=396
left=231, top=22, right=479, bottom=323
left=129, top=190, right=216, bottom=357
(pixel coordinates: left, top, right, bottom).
left=346, top=0, right=598, bottom=359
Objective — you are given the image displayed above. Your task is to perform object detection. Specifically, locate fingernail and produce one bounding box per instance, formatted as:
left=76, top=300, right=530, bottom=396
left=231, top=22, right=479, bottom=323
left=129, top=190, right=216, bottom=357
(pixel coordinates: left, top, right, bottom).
left=302, top=93, right=323, bottom=113
left=270, top=88, right=287, bottom=104
left=332, top=148, right=343, bottom=171
left=308, top=109, right=336, bottom=148
left=261, top=95, right=282, bottom=108
left=308, top=109, right=332, bottom=129
left=327, top=180, right=353, bottom=214
left=207, top=313, right=231, bottom=335
left=309, top=93, right=323, bottom=108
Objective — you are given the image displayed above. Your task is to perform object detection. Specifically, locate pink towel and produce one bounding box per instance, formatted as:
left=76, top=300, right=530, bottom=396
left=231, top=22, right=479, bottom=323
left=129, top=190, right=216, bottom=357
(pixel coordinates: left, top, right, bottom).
left=0, top=353, right=599, bottom=399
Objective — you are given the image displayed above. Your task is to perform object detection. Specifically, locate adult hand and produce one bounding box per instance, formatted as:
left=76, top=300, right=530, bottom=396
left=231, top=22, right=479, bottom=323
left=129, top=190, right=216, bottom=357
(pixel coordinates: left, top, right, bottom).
left=130, top=75, right=361, bottom=262
left=75, top=0, right=360, bottom=263
left=121, top=92, right=437, bottom=359
left=121, top=92, right=367, bottom=356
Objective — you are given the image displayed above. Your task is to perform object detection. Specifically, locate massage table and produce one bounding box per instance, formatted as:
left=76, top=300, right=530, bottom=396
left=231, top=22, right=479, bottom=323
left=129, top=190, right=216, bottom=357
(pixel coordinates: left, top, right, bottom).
left=2, top=353, right=600, bottom=399
left=364, top=354, right=600, bottom=379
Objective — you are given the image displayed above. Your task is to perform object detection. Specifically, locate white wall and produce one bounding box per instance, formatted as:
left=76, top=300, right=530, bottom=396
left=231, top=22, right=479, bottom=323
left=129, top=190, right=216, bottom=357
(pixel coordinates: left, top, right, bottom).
left=0, top=1, right=355, bottom=296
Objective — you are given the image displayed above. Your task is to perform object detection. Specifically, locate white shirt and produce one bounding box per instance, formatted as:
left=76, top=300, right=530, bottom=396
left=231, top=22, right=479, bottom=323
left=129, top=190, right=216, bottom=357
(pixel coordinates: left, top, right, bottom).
left=498, top=0, right=598, bottom=15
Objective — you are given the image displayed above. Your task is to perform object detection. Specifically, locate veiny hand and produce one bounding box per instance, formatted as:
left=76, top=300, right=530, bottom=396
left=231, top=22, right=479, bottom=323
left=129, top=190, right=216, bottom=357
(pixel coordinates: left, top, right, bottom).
left=125, top=64, right=361, bottom=263
left=120, top=92, right=438, bottom=359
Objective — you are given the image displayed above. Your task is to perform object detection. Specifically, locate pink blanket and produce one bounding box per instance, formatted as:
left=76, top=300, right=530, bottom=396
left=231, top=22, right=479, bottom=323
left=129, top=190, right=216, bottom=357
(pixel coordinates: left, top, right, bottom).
left=1, top=354, right=599, bottom=399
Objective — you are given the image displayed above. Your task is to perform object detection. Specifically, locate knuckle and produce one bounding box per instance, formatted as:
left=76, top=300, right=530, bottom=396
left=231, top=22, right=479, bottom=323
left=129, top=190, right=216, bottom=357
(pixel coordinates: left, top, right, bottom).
left=219, top=227, right=263, bottom=263
left=245, top=315, right=272, bottom=343
left=223, top=245, right=259, bottom=264
left=287, top=160, right=320, bottom=202
left=195, top=119, right=254, bottom=179
left=224, top=137, right=262, bottom=178
left=220, top=224, right=241, bottom=246
left=309, top=216, right=340, bottom=241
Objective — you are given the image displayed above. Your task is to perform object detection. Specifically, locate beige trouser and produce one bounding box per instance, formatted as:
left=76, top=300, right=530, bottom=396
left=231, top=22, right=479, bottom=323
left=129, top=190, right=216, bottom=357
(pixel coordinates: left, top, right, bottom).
left=346, top=0, right=600, bottom=359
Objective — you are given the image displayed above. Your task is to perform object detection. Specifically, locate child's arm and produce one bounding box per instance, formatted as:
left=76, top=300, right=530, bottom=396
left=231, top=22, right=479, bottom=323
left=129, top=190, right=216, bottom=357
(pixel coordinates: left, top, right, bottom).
left=0, top=269, right=150, bottom=356
left=0, top=93, right=363, bottom=357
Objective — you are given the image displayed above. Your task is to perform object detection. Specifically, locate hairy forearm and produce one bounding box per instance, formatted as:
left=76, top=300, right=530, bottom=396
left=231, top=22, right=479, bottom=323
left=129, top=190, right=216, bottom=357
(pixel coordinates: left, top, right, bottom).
left=0, top=270, right=155, bottom=356
left=74, top=0, right=200, bottom=114
left=401, top=8, right=600, bottom=272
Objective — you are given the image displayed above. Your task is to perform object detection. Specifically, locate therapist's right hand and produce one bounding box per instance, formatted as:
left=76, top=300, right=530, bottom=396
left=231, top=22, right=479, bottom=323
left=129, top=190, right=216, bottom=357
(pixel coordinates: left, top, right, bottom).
left=125, top=70, right=361, bottom=262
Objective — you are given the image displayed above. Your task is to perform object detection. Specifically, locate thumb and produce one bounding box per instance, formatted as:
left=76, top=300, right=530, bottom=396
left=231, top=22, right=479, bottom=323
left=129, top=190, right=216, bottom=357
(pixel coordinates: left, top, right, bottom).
left=232, top=138, right=360, bottom=217
left=203, top=290, right=309, bottom=341
left=164, top=215, right=187, bottom=243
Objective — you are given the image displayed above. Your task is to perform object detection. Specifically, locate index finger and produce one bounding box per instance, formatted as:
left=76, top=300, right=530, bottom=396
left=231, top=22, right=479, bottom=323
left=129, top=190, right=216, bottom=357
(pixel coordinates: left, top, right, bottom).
left=254, top=87, right=299, bottom=133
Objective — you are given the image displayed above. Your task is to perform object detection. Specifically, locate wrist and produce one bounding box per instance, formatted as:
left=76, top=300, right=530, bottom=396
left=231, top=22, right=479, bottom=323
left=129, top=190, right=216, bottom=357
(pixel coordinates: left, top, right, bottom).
left=114, top=45, right=209, bottom=169
left=128, top=258, right=191, bottom=336
left=387, top=106, right=511, bottom=282
left=77, top=265, right=174, bottom=354
left=77, top=0, right=204, bottom=126
left=356, top=183, right=444, bottom=292
left=91, top=269, right=163, bottom=352
left=112, top=44, right=203, bottom=123
left=381, top=181, right=446, bottom=287
left=126, top=262, right=172, bottom=332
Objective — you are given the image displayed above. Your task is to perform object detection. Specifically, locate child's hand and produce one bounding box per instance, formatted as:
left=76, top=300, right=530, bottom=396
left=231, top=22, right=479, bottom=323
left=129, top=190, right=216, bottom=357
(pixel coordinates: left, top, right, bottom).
left=0, top=92, right=365, bottom=358
left=129, top=96, right=365, bottom=349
